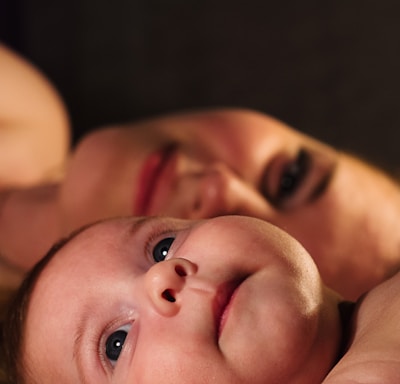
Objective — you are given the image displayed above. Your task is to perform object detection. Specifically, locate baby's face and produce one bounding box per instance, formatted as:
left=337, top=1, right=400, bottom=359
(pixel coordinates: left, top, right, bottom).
left=25, top=216, right=341, bottom=383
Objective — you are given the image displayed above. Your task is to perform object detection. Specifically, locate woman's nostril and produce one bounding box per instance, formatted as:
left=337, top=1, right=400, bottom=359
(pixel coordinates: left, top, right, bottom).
left=162, top=289, right=176, bottom=302
left=175, top=265, right=187, bottom=277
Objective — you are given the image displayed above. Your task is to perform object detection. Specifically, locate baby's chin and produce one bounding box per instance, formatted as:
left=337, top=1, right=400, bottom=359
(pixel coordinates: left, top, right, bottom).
left=306, top=286, right=345, bottom=381
left=336, top=300, right=356, bottom=359
left=274, top=286, right=344, bottom=383
left=321, top=286, right=348, bottom=365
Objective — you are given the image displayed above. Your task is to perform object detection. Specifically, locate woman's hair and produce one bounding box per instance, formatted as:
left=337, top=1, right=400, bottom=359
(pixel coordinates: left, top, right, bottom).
left=0, top=287, right=17, bottom=384
left=0, top=238, right=73, bottom=384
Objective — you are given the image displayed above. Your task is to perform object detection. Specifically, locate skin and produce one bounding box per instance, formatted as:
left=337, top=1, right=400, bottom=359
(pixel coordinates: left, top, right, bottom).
left=323, top=268, right=400, bottom=383
left=2, top=109, right=400, bottom=298
left=25, top=215, right=341, bottom=384
left=0, top=43, right=69, bottom=290
left=0, top=44, right=69, bottom=187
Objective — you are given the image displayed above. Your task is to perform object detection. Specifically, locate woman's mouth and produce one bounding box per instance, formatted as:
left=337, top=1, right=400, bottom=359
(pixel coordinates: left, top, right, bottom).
left=134, top=145, right=178, bottom=215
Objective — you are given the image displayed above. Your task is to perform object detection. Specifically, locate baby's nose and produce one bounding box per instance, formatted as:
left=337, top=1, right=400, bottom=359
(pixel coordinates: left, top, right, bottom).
left=145, top=258, right=197, bottom=316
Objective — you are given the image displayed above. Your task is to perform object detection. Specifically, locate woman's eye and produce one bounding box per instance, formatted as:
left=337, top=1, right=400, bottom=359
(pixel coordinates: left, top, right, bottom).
left=153, top=237, right=175, bottom=262
left=105, top=325, right=130, bottom=366
left=275, top=149, right=310, bottom=206
left=279, top=150, right=307, bottom=195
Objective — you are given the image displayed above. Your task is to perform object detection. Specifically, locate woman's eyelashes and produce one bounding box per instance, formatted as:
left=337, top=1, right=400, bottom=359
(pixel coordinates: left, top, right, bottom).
left=105, top=324, right=132, bottom=367
left=276, top=149, right=310, bottom=203
left=263, top=149, right=311, bottom=209
left=152, top=237, right=175, bottom=262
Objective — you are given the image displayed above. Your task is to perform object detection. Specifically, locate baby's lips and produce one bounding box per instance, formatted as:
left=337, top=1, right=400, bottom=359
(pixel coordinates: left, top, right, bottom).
left=213, top=279, right=243, bottom=340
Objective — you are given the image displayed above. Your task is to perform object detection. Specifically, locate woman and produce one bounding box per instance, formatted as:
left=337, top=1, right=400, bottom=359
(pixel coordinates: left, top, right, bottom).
left=0, top=43, right=69, bottom=316
left=1, top=44, right=400, bottom=300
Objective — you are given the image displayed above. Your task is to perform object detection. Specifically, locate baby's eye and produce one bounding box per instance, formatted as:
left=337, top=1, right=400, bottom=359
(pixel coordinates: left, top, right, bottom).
left=153, top=237, right=175, bottom=262
left=105, top=325, right=131, bottom=366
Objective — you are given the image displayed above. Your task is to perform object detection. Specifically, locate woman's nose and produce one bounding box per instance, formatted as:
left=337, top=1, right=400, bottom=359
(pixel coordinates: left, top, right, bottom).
left=187, top=163, right=274, bottom=220
left=145, top=258, right=197, bottom=316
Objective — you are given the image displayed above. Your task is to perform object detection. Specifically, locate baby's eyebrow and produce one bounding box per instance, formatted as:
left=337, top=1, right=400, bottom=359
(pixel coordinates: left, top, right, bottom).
left=45, top=216, right=152, bottom=271
left=73, top=301, right=99, bottom=384
left=128, top=215, right=155, bottom=235
left=71, top=217, right=152, bottom=383
left=48, top=223, right=96, bottom=261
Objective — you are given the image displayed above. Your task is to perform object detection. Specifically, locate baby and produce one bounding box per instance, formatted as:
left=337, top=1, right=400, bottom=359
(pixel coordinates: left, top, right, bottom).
left=2, top=215, right=400, bottom=383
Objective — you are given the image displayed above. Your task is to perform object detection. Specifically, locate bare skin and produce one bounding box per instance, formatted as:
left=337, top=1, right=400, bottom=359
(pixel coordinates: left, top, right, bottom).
left=25, top=216, right=341, bottom=384
left=2, top=45, right=400, bottom=300
left=22, top=216, right=400, bottom=383
left=323, top=271, right=400, bottom=383
left=2, top=110, right=400, bottom=299
left=0, top=44, right=69, bottom=289
left=0, top=44, right=69, bottom=187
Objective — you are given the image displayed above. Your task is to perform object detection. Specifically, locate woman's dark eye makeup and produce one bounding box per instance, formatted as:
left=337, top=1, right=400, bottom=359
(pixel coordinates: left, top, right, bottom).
left=267, top=149, right=310, bottom=208
left=277, top=149, right=309, bottom=200
left=152, top=237, right=175, bottom=262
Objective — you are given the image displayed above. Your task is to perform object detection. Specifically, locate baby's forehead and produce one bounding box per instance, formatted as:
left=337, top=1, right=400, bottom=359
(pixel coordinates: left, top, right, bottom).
left=28, top=219, right=127, bottom=309
left=37, top=216, right=152, bottom=276
left=27, top=217, right=158, bottom=336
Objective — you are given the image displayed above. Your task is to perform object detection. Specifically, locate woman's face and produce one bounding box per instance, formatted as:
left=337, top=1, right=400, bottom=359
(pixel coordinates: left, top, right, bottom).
left=61, top=109, right=400, bottom=299
left=26, top=216, right=341, bottom=384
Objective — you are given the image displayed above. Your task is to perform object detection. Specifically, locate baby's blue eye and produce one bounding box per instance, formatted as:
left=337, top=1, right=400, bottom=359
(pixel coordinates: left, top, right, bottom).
left=105, top=329, right=128, bottom=364
left=153, top=237, right=175, bottom=262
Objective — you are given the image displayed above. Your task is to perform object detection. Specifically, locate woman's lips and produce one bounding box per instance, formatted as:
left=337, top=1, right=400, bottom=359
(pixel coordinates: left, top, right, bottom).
left=214, top=280, right=242, bottom=340
left=134, top=145, right=177, bottom=215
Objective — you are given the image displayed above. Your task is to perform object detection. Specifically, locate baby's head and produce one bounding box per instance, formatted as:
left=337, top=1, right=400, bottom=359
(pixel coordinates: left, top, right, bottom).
left=3, top=215, right=342, bottom=383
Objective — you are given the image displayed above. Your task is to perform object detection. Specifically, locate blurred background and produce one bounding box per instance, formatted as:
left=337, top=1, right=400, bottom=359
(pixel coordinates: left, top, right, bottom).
left=2, top=0, right=400, bottom=170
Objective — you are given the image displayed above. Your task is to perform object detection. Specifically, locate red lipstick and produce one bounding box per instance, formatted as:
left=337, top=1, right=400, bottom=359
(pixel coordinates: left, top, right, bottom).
left=134, top=145, right=176, bottom=215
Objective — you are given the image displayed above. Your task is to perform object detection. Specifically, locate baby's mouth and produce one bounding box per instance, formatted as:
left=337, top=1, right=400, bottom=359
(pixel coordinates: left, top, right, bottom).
left=213, top=279, right=245, bottom=341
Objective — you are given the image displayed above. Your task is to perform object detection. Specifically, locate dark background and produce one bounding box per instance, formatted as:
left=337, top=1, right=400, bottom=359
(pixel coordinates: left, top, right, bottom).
left=2, top=1, right=400, bottom=170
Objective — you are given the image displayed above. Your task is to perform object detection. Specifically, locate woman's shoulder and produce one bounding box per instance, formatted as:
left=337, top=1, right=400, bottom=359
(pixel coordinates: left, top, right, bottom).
left=323, top=360, right=400, bottom=383
left=0, top=44, right=70, bottom=187
left=323, top=271, right=400, bottom=383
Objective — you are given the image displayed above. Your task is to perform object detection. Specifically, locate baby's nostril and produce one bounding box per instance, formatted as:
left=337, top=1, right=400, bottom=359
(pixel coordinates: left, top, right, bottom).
left=162, top=289, right=176, bottom=302
left=175, top=265, right=187, bottom=277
